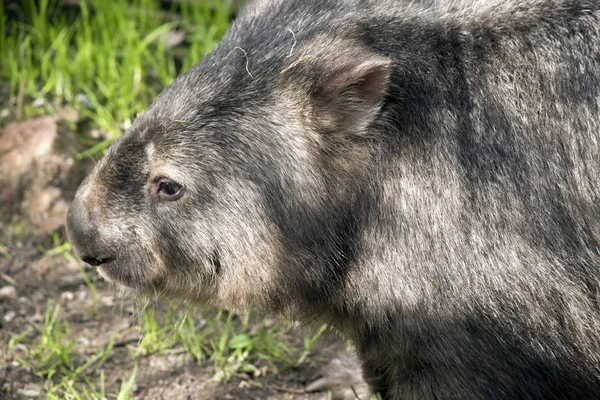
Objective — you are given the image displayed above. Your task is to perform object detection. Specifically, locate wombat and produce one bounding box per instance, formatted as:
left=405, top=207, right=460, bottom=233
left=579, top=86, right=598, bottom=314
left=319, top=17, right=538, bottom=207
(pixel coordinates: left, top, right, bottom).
left=66, top=0, right=600, bottom=398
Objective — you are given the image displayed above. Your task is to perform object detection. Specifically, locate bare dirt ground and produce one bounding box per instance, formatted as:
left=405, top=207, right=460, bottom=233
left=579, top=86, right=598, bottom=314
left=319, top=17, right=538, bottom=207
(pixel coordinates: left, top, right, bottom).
left=0, top=116, right=350, bottom=400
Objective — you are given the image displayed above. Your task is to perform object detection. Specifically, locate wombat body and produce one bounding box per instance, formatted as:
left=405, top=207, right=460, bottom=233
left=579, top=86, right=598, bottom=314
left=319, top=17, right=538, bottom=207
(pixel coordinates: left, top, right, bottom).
left=67, top=0, right=600, bottom=398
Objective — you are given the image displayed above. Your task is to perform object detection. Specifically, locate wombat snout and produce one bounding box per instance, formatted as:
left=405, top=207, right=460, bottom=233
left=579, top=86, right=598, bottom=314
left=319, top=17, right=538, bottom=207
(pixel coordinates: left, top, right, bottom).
left=66, top=184, right=113, bottom=267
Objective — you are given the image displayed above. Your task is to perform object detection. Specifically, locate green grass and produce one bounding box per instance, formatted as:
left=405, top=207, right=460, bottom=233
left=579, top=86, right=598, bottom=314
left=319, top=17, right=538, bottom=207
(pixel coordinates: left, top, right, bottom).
left=131, top=304, right=180, bottom=357
left=7, top=301, right=115, bottom=386
left=132, top=301, right=328, bottom=383
left=5, top=299, right=328, bottom=398
left=0, top=243, right=13, bottom=260
left=1, top=0, right=232, bottom=155
left=42, top=363, right=138, bottom=400
left=201, top=310, right=294, bottom=383
left=5, top=301, right=141, bottom=399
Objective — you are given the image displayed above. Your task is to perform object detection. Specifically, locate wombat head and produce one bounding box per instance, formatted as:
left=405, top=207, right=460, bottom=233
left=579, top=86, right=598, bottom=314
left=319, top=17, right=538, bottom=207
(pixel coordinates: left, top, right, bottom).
left=66, top=28, right=391, bottom=310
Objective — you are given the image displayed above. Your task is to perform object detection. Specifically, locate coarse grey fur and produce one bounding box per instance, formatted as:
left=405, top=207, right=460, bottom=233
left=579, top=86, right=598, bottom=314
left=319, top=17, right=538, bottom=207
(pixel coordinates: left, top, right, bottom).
left=67, top=0, right=600, bottom=398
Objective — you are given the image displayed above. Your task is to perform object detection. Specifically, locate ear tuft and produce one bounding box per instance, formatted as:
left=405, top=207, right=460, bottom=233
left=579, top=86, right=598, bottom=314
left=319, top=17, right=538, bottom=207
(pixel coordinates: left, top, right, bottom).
left=314, top=55, right=392, bottom=134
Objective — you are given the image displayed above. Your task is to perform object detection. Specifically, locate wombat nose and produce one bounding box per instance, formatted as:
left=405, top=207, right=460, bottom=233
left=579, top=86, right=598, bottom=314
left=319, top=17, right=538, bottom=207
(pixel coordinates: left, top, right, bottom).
left=66, top=187, right=108, bottom=265
left=67, top=193, right=92, bottom=254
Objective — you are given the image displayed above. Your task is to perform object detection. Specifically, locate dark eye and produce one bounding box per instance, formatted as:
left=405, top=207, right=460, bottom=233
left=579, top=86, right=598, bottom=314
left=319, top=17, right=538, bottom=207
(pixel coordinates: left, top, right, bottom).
left=157, top=178, right=185, bottom=201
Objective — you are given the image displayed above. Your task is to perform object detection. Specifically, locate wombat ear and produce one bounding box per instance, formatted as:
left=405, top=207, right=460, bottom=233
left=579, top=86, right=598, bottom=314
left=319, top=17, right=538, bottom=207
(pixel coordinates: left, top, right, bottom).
left=314, top=56, right=392, bottom=135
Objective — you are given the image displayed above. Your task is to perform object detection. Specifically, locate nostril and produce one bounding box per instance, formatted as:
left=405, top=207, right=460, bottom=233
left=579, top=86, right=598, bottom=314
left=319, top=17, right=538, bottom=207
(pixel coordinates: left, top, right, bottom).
left=81, top=256, right=113, bottom=267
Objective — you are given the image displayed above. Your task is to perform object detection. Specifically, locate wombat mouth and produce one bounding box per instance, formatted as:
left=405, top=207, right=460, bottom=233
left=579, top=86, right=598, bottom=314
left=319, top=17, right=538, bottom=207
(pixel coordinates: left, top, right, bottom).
left=81, top=257, right=119, bottom=283
left=95, top=260, right=163, bottom=291
left=81, top=256, right=113, bottom=267
left=95, top=262, right=123, bottom=285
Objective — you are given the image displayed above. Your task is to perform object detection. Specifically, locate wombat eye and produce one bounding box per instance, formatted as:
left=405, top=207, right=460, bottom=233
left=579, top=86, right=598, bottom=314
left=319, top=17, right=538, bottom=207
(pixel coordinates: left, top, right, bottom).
left=157, top=178, right=185, bottom=201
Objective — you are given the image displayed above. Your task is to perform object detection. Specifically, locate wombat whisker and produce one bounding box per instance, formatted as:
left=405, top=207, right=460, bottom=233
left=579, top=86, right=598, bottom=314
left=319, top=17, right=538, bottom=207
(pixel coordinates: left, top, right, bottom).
left=280, top=53, right=309, bottom=74
left=223, top=46, right=254, bottom=79
left=286, top=28, right=297, bottom=58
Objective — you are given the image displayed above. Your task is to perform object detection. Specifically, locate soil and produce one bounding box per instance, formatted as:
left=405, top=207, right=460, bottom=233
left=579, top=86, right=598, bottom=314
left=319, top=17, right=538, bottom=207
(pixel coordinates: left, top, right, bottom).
left=0, top=116, right=350, bottom=400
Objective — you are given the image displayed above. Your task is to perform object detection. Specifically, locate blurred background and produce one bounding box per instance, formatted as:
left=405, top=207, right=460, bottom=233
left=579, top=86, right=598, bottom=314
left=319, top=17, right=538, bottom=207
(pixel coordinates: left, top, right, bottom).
left=0, top=1, right=341, bottom=398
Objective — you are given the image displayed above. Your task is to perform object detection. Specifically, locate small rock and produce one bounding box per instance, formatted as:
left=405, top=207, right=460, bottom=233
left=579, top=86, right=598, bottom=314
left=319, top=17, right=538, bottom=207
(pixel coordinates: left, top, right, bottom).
left=26, top=186, right=70, bottom=233
left=4, top=310, right=16, bottom=322
left=113, top=330, right=142, bottom=347
left=32, top=98, right=46, bottom=108
left=238, top=380, right=251, bottom=389
left=30, top=311, right=44, bottom=324
left=76, top=93, right=94, bottom=110
left=88, top=128, right=103, bottom=139
left=9, top=343, right=29, bottom=358
left=77, top=290, right=87, bottom=301
left=31, top=291, right=45, bottom=302
left=305, top=377, right=328, bottom=393
left=100, top=295, right=114, bottom=307
left=118, top=319, right=133, bottom=330
left=61, top=291, right=74, bottom=301
left=17, top=383, right=41, bottom=397
left=162, top=29, right=186, bottom=49
left=0, top=285, right=17, bottom=299
left=253, top=366, right=268, bottom=377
